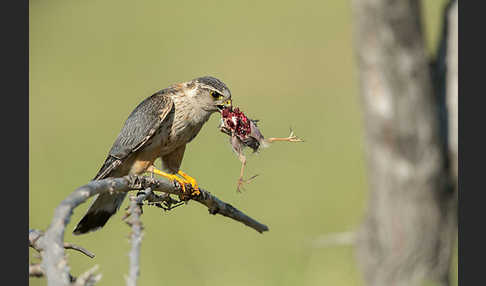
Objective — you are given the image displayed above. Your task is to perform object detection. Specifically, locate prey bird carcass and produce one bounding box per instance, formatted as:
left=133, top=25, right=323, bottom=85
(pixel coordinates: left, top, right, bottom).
left=219, top=106, right=303, bottom=192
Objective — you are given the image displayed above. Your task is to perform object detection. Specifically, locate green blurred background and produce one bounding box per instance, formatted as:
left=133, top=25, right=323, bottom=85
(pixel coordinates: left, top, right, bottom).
left=29, top=0, right=455, bottom=285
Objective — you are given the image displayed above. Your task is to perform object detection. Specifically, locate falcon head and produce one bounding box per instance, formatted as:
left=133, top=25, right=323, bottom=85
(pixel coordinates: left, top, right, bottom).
left=188, top=76, right=232, bottom=113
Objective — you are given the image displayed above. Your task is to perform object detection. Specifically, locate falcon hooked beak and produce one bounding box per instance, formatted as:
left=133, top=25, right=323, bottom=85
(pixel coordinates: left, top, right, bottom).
left=216, top=99, right=232, bottom=112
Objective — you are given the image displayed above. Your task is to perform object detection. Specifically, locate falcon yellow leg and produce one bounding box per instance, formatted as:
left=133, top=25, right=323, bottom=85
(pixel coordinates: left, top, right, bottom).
left=178, top=170, right=200, bottom=196
left=148, top=166, right=188, bottom=193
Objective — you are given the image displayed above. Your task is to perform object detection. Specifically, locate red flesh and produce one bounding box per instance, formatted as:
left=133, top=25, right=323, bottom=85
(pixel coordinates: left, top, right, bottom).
left=221, top=107, right=252, bottom=139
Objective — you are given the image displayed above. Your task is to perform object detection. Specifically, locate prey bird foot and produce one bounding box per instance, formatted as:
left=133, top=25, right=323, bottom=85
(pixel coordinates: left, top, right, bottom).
left=266, top=130, right=304, bottom=143
left=286, top=130, right=304, bottom=142
left=236, top=174, right=259, bottom=193
left=236, top=178, right=245, bottom=193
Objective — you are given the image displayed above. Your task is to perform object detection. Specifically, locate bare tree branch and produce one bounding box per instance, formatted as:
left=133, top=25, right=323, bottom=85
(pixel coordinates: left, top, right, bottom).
left=127, top=176, right=270, bottom=233
left=30, top=229, right=95, bottom=258
left=29, top=229, right=44, bottom=253
left=30, top=229, right=96, bottom=285
left=72, top=266, right=102, bottom=286
left=41, top=175, right=269, bottom=286
left=124, top=188, right=152, bottom=286
left=30, top=263, right=44, bottom=278
left=63, top=243, right=95, bottom=259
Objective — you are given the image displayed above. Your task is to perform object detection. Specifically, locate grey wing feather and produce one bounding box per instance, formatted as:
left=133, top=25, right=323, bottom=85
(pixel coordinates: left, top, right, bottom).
left=92, top=156, right=122, bottom=180
left=93, top=91, right=174, bottom=180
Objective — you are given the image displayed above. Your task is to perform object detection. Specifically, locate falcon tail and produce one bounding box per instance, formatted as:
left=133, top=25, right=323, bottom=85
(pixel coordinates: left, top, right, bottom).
left=73, top=192, right=127, bottom=235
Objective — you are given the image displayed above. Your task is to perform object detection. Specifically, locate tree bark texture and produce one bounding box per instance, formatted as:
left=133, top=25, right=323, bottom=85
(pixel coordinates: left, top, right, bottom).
left=351, top=0, right=458, bottom=285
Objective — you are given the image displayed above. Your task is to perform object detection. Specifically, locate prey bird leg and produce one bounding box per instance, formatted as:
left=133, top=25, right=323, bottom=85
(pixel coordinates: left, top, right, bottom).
left=236, top=153, right=260, bottom=192
left=237, top=153, right=247, bottom=193
left=265, top=129, right=304, bottom=144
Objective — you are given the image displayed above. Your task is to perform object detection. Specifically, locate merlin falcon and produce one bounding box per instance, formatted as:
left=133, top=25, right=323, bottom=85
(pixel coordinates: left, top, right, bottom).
left=73, top=76, right=232, bottom=235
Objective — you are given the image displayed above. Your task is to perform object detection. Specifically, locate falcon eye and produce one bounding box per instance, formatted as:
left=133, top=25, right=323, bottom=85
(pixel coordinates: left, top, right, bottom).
left=211, top=91, right=222, bottom=99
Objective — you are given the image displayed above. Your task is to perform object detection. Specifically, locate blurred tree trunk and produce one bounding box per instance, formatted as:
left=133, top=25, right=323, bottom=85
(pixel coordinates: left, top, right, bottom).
left=351, top=0, right=457, bottom=285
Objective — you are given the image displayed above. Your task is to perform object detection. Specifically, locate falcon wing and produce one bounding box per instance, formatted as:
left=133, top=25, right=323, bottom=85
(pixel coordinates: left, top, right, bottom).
left=93, top=90, right=174, bottom=180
